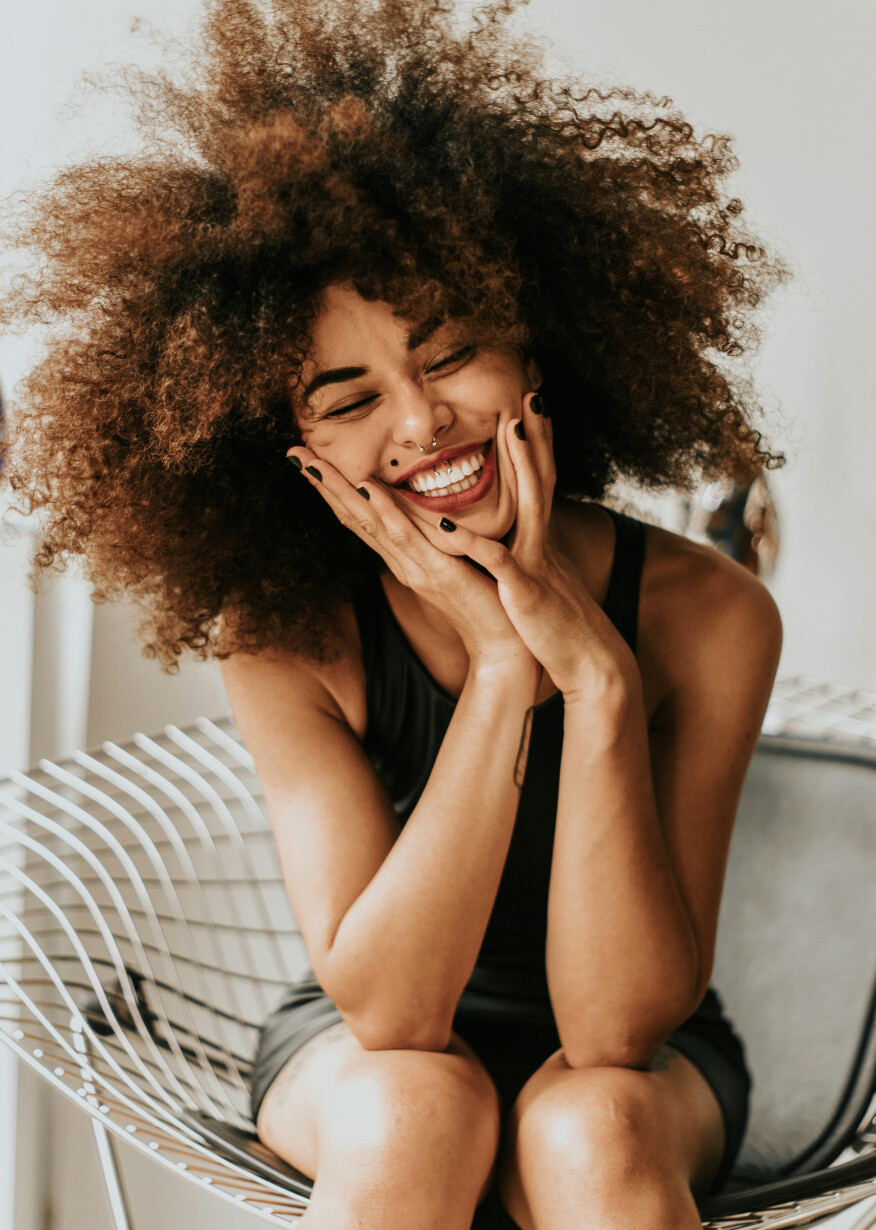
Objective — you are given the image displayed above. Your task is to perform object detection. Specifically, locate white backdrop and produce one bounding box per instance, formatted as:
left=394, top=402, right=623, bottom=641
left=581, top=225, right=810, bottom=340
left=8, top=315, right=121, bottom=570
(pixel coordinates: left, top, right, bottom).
left=1, top=0, right=874, bottom=1226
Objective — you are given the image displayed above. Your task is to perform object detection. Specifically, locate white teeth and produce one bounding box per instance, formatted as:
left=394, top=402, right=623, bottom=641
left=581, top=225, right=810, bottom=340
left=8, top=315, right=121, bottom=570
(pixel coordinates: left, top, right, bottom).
left=408, top=449, right=485, bottom=494
left=415, top=469, right=481, bottom=497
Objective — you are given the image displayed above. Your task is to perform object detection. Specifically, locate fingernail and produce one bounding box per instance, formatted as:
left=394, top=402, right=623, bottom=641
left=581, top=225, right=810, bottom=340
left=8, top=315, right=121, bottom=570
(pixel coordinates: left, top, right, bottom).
left=357, top=486, right=370, bottom=500
left=514, top=421, right=526, bottom=441
left=439, top=517, right=457, bottom=532
left=287, top=455, right=303, bottom=470
left=530, top=394, right=545, bottom=416
left=305, top=465, right=322, bottom=481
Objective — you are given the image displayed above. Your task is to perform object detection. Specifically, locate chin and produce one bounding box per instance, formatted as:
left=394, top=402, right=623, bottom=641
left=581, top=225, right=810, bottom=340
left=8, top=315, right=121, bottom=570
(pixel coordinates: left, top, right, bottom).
left=479, top=495, right=517, bottom=544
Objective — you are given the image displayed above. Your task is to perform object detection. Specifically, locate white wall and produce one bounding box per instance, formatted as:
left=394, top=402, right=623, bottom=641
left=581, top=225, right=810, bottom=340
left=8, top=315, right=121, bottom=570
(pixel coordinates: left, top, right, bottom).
left=534, top=0, right=876, bottom=689
left=1, top=1, right=875, bottom=1227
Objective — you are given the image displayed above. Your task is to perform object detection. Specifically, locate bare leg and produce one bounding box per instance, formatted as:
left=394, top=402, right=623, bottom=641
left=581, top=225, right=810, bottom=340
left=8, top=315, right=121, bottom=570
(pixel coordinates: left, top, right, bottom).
left=257, top=1022, right=501, bottom=1230
left=498, top=1044, right=725, bottom=1230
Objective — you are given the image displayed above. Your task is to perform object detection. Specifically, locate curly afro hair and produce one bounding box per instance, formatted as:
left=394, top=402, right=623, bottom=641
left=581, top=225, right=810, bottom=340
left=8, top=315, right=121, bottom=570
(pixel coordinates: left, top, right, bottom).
left=0, top=0, right=790, bottom=671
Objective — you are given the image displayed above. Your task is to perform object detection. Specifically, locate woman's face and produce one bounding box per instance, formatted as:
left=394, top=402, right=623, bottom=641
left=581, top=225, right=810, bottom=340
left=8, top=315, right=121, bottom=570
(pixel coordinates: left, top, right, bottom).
left=294, top=283, right=541, bottom=541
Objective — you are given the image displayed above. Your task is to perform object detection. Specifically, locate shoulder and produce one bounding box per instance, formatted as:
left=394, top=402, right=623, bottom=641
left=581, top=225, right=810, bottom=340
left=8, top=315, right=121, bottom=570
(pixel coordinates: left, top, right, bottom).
left=637, top=518, right=783, bottom=727
left=218, top=599, right=368, bottom=742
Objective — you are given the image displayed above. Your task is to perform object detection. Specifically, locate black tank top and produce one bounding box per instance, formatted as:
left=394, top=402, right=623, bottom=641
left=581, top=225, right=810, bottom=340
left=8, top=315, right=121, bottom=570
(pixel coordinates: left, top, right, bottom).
left=349, top=505, right=647, bottom=1011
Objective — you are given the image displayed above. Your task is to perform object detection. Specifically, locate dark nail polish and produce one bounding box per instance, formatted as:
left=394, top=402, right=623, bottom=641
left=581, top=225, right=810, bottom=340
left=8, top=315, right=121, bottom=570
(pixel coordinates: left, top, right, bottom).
left=439, top=517, right=457, bottom=532
left=514, top=421, right=526, bottom=441
left=305, top=465, right=322, bottom=481
left=530, top=394, right=545, bottom=416
left=288, top=455, right=303, bottom=470
left=357, top=486, right=370, bottom=500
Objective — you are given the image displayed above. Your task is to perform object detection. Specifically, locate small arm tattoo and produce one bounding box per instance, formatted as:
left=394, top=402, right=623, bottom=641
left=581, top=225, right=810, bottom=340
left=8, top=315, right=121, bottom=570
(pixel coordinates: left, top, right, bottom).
left=514, top=705, right=536, bottom=787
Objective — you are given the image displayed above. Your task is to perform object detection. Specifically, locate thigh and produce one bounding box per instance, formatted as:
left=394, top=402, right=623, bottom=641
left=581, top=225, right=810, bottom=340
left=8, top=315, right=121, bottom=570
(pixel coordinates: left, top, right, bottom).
left=256, top=1018, right=499, bottom=1183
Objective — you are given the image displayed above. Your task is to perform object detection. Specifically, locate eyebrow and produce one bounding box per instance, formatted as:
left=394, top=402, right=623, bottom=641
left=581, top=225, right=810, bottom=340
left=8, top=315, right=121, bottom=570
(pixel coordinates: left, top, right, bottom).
left=302, top=365, right=369, bottom=400
left=302, top=323, right=453, bottom=401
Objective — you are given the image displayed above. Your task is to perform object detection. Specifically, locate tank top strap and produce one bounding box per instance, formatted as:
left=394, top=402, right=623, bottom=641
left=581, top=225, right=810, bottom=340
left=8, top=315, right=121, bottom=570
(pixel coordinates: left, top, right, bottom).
left=601, top=507, right=646, bottom=654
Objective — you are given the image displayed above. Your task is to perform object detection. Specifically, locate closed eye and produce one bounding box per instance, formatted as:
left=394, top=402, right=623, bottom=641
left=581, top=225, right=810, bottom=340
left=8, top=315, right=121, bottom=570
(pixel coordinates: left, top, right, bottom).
left=324, top=396, right=377, bottom=419
left=427, top=345, right=475, bottom=373
left=322, top=346, right=476, bottom=419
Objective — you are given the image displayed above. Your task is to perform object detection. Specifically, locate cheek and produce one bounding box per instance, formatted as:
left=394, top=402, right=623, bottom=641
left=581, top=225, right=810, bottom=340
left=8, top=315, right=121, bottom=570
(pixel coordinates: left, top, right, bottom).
left=306, top=425, right=380, bottom=483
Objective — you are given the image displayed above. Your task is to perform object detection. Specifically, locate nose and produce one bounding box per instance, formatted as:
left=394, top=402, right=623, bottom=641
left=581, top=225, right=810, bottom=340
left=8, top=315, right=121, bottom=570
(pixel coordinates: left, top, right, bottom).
left=391, top=379, right=452, bottom=452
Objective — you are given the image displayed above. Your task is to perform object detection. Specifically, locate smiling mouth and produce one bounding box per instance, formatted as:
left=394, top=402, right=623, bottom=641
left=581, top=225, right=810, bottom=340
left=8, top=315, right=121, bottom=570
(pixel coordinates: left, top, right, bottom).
left=395, top=439, right=497, bottom=512
left=400, top=443, right=489, bottom=495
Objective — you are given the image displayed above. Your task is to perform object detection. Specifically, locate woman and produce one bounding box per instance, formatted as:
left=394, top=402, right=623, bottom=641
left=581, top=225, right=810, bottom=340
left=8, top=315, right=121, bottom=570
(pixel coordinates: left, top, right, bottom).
left=1, top=0, right=788, bottom=1225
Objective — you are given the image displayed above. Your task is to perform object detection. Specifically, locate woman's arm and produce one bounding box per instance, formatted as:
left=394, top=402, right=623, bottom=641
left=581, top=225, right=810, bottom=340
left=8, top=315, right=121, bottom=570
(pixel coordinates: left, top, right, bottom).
left=545, top=552, right=783, bottom=1069
left=222, top=643, right=540, bottom=1054
left=227, top=430, right=547, bottom=1052
left=323, top=658, right=540, bottom=1050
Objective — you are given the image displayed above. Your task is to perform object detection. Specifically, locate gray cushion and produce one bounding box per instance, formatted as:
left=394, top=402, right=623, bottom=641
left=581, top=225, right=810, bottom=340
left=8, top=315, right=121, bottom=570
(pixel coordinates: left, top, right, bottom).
left=713, top=742, right=876, bottom=1178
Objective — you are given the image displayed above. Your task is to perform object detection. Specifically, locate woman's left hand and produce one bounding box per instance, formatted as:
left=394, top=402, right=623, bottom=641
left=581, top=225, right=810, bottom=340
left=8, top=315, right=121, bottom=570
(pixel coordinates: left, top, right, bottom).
left=445, top=392, right=640, bottom=704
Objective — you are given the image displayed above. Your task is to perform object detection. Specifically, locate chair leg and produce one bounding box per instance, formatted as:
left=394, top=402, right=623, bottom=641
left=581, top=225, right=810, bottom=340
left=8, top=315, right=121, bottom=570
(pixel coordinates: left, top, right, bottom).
left=91, top=1118, right=135, bottom=1230
left=70, top=1014, right=134, bottom=1230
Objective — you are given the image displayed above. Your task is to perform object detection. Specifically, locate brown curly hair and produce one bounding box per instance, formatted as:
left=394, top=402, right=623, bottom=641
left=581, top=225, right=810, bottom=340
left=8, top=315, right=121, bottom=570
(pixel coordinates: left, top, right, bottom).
left=0, top=0, right=790, bottom=671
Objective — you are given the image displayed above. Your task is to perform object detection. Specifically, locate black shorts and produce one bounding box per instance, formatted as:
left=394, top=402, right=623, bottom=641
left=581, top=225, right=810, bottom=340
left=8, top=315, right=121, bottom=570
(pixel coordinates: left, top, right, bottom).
left=250, top=982, right=750, bottom=1198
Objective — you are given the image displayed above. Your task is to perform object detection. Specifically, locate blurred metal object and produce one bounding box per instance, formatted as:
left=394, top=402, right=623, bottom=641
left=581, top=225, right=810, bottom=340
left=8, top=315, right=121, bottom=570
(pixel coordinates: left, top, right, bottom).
left=683, top=473, right=780, bottom=579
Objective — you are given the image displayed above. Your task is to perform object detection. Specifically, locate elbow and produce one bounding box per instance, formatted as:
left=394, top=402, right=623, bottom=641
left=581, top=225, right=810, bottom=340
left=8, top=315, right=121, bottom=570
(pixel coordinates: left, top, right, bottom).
left=559, top=1028, right=667, bottom=1072
left=557, top=980, right=704, bottom=1072
left=317, top=956, right=456, bottom=1053
left=331, top=988, right=456, bottom=1053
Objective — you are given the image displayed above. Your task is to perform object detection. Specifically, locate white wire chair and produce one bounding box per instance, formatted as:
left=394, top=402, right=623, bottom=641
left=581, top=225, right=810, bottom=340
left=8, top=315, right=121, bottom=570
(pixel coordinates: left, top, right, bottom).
left=1, top=673, right=876, bottom=1229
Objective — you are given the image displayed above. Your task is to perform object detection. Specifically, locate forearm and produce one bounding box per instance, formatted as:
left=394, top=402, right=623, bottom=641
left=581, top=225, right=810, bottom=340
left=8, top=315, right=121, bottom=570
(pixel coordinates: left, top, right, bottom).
left=323, top=661, right=539, bottom=1050
left=546, top=679, right=699, bottom=1068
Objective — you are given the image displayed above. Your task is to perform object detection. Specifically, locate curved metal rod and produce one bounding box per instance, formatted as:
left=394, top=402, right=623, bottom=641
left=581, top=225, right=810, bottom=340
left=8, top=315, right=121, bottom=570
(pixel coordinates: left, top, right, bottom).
left=69, top=750, right=202, bottom=880
left=0, top=801, right=215, bottom=1112
left=127, top=733, right=288, bottom=1022
left=164, top=725, right=290, bottom=984
left=40, top=755, right=254, bottom=1114
left=0, top=903, right=199, bottom=1125
left=195, top=717, right=255, bottom=773
left=0, top=1025, right=271, bottom=1186
left=0, top=855, right=198, bottom=1113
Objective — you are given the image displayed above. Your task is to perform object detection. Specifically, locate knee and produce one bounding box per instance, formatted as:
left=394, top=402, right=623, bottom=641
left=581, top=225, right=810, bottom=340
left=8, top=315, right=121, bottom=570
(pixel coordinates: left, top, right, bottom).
left=514, top=1066, right=668, bottom=1184
left=325, top=1046, right=501, bottom=1165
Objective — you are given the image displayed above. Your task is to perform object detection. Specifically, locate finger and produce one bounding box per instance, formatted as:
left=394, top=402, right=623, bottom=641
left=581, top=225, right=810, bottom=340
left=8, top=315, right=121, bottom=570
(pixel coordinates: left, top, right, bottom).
left=288, top=447, right=395, bottom=560
left=371, top=478, right=471, bottom=553
left=522, top=391, right=556, bottom=517
left=287, top=448, right=465, bottom=583
left=505, top=412, right=547, bottom=572
left=436, top=514, right=540, bottom=602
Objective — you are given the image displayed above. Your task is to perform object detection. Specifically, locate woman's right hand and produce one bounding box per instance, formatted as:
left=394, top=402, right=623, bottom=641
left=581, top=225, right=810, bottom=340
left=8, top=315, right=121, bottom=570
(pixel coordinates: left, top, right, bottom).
left=286, top=448, right=538, bottom=678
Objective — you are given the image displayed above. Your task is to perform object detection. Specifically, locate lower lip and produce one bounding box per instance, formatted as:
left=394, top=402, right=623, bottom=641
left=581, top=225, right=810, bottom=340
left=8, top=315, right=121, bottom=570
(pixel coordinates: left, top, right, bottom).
left=396, top=441, right=497, bottom=514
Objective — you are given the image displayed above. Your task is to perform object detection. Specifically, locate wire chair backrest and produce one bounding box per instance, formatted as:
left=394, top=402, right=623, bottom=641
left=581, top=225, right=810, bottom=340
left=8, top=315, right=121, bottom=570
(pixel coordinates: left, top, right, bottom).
left=0, top=716, right=307, bottom=1142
